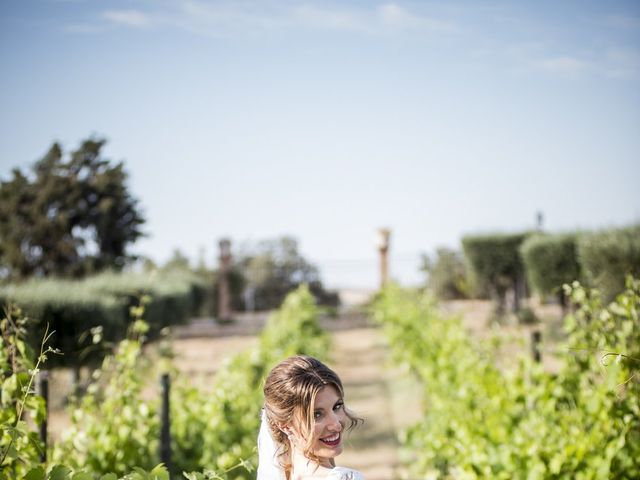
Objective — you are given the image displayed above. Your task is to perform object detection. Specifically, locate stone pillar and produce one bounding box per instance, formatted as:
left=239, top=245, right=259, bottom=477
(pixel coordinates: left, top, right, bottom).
left=376, top=228, right=391, bottom=289
left=217, top=238, right=232, bottom=322
left=536, top=211, right=544, bottom=232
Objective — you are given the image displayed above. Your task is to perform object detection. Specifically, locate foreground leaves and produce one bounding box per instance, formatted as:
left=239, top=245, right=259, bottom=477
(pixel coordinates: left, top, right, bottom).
left=373, top=277, right=640, bottom=479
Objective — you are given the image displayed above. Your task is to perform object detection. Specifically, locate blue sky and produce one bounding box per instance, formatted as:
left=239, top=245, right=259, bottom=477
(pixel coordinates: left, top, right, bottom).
left=1, top=0, right=639, bottom=289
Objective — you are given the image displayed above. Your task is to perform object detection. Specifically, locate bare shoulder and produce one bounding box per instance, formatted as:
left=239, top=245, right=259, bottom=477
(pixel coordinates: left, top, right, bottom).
left=328, top=467, right=365, bottom=480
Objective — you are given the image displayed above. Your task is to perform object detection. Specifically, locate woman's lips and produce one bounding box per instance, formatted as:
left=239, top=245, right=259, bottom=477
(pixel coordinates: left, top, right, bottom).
left=320, top=433, right=341, bottom=447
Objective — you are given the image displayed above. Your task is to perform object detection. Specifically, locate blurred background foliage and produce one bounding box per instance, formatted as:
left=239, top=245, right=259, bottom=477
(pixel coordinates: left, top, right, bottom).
left=420, top=247, right=471, bottom=300
left=0, top=139, right=145, bottom=280
left=421, top=226, right=640, bottom=321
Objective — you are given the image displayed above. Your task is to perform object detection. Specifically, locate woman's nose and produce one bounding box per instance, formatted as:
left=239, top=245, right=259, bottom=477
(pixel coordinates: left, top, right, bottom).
left=328, top=412, right=343, bottom=431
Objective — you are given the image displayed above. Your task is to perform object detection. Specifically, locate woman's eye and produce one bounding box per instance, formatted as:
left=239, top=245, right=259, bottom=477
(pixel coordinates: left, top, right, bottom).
left=334, top=403, right=344, bottom=411
left=314, top=411, right=322, bottom=419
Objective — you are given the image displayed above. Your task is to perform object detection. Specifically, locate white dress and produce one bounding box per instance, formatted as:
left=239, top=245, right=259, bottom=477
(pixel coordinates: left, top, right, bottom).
left=326, top=467, right=365, bottom=480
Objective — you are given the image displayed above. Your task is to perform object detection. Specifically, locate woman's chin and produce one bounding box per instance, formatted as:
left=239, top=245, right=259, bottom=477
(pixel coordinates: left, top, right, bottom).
left=314, top=442, right=343, bottom=459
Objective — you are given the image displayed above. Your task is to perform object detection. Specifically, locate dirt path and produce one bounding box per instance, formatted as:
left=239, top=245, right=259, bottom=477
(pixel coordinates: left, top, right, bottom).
left=331, top=327, right=422, bottom=480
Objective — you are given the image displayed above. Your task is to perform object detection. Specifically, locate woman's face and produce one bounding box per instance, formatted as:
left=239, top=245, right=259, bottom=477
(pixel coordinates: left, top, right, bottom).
left=307, top=385, right=347, bottom=466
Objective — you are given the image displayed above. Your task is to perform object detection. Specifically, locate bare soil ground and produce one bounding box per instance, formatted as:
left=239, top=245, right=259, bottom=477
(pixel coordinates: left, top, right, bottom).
left=330, top=327, right=421, bottom=480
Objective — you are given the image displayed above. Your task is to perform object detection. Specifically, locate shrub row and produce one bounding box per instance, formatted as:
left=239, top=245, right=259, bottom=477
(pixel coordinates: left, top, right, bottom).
left=462, top=224, right=640, bottom=307
left=520, top=225, right=640, bottom=302
left=373, top=279, right=640, bottom=478
left=519, top=233, right=580, bottom=305
left=0, top=270, right=207, bottom=367
left=461, top=232, right=529, bottom=312
left=577, top=224, right=640, bottom=300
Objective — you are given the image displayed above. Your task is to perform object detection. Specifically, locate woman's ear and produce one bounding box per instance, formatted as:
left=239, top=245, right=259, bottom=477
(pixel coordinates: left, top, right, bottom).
left=278, top=423, right=291, bottom=437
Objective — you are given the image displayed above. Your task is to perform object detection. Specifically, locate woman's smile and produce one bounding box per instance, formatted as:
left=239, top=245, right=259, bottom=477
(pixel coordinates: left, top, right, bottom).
left=319, top=432, right=341, bottom=447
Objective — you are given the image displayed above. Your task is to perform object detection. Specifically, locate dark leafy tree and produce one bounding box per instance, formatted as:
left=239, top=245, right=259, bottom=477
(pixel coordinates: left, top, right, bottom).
left=0, top=138, right=145, bottom=279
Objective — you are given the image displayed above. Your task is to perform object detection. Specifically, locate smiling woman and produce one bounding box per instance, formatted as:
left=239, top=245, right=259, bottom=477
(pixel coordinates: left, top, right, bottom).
left=259, top=355, right=365, bottom=480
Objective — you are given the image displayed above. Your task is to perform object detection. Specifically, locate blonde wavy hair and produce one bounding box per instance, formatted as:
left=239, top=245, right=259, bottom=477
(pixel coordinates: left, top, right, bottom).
left=262, top=355, right=362, bottom=479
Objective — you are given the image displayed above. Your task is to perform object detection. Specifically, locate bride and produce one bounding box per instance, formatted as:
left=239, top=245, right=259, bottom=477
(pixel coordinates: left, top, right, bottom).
left=257, top=355, right=365, bottom=480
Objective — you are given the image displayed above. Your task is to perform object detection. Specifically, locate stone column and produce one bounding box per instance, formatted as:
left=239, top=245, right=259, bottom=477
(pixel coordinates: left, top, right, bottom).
left=376, top=228, right=391, bottom=289
left=217, top=238, right=232, bottom=322
left=536, top=210, right=544, bottom=232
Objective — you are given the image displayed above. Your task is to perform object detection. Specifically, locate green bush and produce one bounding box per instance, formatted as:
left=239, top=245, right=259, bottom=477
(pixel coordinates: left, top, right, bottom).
left=461, top=232, right=529, bottom=313
left=0, top=301, right=259, bottom=480
left=0, top=305, right=52, bottom=480
left=52, top=317, right=161, bottom=475
left=373, top=278, right=640, bottom=479
left=0, top=271, right=206, bottom=367
left=53, top=284, right=327, bottom=478
left=18, top=463, right=171, bottom=480
left=21, top=463, right=255, bottom=480
left=520, top=233, right=581, bottom=304
left=170, top=284, right=329, bottom=475
left=82, top=270, right=207, bottom=330
left=577, top=225, right=640, bottom=301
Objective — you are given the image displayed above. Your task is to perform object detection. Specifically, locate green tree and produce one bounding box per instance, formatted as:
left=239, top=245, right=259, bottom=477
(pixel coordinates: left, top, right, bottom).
left=238, top=236, right=336, bottom=310
left=462, top=232, right=530, bottom=315
left=161, top=248, right=191, bottom=272
left=421, top=247, right=470, bottom=300
left=577, top=225, right=640, bottom=301
left=520, top=233, right=581, bottom=310
left=0, top=138, right=145, bottom=279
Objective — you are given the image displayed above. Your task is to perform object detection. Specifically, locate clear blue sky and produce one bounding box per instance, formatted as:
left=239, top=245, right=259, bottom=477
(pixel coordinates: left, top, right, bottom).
left=1, top=0, right=639, bottom=289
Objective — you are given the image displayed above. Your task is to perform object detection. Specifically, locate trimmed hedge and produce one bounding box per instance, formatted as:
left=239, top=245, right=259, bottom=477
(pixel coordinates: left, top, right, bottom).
left=577, top=224, right=640, bottom=301
left=0, top=270, right=206, bottom=367
left=520, top=233, right=581, bottom=303
left=461, top=232, right=530, bottom=312
left=462, top=225, right=639, bottom=308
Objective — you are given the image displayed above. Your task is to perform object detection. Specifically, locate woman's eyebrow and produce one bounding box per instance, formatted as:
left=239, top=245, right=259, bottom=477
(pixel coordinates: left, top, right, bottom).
left=315, top=398, right=344, bottom=412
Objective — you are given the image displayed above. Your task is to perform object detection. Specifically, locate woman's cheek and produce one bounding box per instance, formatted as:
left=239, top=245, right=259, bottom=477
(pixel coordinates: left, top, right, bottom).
left=338, top=409, right=347, bottom=424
